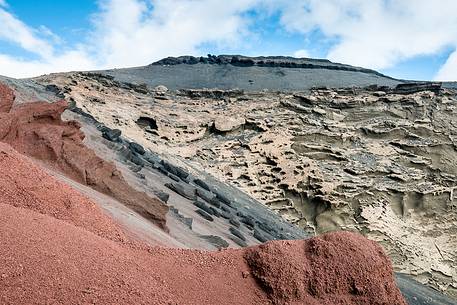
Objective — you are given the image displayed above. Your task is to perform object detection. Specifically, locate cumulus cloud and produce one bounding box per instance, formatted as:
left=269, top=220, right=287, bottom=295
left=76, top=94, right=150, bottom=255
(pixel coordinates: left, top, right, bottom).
left=436, top=50, right=457, bottom=81
left=90, top=0, right=260, bottom=68
left=0, top=3, right=94, bottom=78
left=274, top=0, right=457, bottom=78
left=0, top=8, right=54, bottom=58
left=293, top=49, right=310, bottom=58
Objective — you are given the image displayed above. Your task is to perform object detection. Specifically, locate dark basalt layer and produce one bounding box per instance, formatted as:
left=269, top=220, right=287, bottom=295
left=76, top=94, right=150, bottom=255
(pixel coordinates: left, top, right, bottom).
left=151, top=55, right=391, bottom=78
left=101, top=55, right=403, bottom=91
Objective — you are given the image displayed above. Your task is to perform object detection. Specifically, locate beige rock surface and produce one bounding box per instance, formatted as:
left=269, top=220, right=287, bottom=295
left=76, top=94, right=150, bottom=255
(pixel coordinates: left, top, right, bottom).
left=37, top=72, right=457, bottom=297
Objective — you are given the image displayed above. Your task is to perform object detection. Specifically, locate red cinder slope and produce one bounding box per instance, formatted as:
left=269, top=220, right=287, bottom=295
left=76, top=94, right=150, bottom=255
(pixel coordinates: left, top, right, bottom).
left=0, top=142, right=406, bottom=305
left=0, top=83, right=168, bottom=229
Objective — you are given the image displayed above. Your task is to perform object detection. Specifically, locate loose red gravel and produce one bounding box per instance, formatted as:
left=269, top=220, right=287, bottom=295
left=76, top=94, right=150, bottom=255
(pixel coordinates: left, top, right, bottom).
left=0, top=141, right=407, bottom=305
left=0, top=143, right=126, bottom=242
left=245, top=232, right=407, bottom=305
left=0, top=142, right=267, bottom=305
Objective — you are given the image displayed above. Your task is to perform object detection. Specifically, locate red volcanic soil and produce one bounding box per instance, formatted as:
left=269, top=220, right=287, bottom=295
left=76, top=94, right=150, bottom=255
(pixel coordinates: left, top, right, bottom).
left=0, top=142, right=407, bottom=305
left=0, top=142, right=266, bottom=305
left=245, top=233, right=407, bottom=305
left=0, top=84, right=168, bottom=229
left=0, top=143, right=126, bottom=242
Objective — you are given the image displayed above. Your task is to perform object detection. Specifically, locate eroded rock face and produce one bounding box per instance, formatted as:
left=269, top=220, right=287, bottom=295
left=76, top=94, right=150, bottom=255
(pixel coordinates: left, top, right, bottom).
left=37, top=72, right=457, bottom=297
left=0, top=82, right=14, bottom=112
left=0, top=83, right=168, bottom=229
left=213, top=116, right=246, bottom=133
left=0, top=142, right=127, bottom=242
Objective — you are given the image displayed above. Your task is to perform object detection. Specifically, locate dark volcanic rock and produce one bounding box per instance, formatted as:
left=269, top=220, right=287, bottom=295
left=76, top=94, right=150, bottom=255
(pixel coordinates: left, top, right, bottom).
left=160, top=160, right=189, bottom=180
left=196, top=209, right=214, bottom=222
left=229, top=218, right=241, bottom=228
left=393, top=82, right=442, bottom=94
left=154, top=191, right=170, bottom=204
left=194, top=178, right=211, bottom=191
left=129, top=153, right=145, bottom=167
left=216, top=192, right=233, bottom=207
left=200, top=235, right=229, bottom=249
left=196, top=188, right=215, bottom=203
left=102, top=128, right=122, bottom=142
left=165, top=182, right=197, bottom=201
left=129, top=142, right=146, bottom=155
left=102, top=55, right=401, bottom=91
left=168, top=173, right=181, bottom=182
left=253, top=229, right=269, bottom=243
left=170, top=206, right=193, bottom=229
left=219, top=211, right=232, bottom=220
left=208, top=197, right=222, bottom=208
left=230, top=235, right=248, bottom=248
left=193, top=200, right=214, bottom=216
left=229, top=227, right=246, bottom=241
left=239, top=214, right=256, bottom=229
left=45, top=84, right=65, bottom=98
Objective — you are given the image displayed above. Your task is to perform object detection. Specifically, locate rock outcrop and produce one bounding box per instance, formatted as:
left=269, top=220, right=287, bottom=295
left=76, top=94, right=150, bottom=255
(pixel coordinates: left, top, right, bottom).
left=0, top=83, right=168, bottom=229
left=151, top=55, right=391, bottom=78
left=41, top=71, right=457, bottom=297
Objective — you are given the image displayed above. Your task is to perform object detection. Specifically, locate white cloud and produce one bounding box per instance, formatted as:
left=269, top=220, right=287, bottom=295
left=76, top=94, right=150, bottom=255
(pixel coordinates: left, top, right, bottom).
left=0, top=0, right=261, bottom=77
left=293, top=49, right=310, bottom=58
left=275, top=0, right=457, bottom=75
left=0, top=4, right=95, bottom=78
left=90, top=0, right=260, bottom=68
left=0, top=51, right=94, bottom=78
left=0, top=8, right=54, bottom=58
left=435, top=50, right=457, bottom=81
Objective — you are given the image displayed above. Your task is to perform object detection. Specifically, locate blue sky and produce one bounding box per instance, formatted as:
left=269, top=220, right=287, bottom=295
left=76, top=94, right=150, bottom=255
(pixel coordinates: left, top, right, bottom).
left=1, top=0, right=457, bottom=80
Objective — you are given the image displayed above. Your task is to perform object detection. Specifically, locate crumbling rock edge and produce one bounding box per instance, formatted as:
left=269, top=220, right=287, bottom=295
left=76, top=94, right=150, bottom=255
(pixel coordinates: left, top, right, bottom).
left=0, top=82, right=168, bottom=229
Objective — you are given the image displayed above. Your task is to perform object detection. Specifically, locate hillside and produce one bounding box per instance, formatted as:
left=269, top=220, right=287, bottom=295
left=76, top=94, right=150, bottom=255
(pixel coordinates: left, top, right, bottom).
left=0, top=56, right=456, bottom=304
left=102, top=55, right=402, bottom=91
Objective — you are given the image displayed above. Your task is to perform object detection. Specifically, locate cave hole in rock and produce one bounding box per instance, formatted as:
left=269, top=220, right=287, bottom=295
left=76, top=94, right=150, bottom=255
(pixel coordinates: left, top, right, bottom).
left=136, top=116, right=158, bottom=130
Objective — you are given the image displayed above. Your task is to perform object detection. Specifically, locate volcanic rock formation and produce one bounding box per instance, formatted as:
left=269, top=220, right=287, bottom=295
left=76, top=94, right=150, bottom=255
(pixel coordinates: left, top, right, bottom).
left=38, top=71, right=457, bottom=297
left=0, top=84, right=168, bottom=229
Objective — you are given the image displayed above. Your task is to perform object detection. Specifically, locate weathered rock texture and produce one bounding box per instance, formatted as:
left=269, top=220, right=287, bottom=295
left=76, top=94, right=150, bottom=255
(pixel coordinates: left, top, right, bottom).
left=0, top=142, right=126, bottom=242
left=39, top=72, right=457, bottom=297
left=0, top=83, right=168, bottom=229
